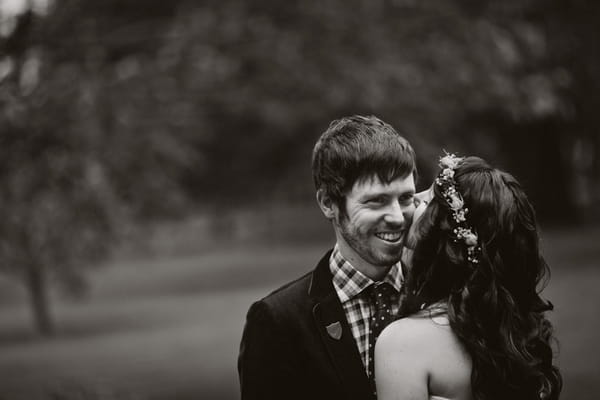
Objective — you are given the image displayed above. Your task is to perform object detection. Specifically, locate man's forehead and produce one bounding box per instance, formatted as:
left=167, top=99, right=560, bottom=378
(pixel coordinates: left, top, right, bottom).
left=352, top=173, right=415, bottom=192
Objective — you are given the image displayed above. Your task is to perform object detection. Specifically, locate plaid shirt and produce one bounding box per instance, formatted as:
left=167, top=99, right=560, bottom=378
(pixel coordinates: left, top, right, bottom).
left=329, top=245, right=403, bottom=375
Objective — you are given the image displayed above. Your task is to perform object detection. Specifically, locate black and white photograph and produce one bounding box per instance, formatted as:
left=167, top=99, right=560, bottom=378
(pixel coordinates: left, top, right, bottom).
left=0, top=1, right=598, bottom=399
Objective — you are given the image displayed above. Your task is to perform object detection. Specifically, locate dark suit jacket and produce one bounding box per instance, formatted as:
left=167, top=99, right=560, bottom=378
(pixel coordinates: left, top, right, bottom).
left=238, top=250, right=375, bottom=400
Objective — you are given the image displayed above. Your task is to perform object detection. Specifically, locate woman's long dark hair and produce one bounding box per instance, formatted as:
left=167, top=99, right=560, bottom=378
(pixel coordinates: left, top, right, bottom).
left=400, top=156, right=562, bottom=400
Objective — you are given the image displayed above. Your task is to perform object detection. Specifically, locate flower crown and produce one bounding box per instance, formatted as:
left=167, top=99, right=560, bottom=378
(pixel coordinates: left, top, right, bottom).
left=435, top=153, right=481, bottom=264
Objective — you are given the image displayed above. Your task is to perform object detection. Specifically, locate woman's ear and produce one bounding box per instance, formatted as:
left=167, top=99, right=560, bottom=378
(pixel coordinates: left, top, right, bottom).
left=316, top=189, right=338, bottom=220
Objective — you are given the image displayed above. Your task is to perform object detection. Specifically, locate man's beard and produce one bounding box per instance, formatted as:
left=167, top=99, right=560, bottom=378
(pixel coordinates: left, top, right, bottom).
left=337, top=217, right=404, bottom=267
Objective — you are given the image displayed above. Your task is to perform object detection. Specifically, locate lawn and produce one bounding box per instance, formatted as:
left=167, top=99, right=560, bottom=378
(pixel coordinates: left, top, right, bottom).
left=0, top=226, right=598, bottom=400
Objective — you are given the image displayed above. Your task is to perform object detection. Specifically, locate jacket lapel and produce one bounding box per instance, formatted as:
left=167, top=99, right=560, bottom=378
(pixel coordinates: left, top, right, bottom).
left=309, top=251, right=374, bottom=400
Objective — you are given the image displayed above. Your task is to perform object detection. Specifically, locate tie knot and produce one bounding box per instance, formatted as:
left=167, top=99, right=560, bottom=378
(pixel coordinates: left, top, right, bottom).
left=368, top=282, right=394, bottom=302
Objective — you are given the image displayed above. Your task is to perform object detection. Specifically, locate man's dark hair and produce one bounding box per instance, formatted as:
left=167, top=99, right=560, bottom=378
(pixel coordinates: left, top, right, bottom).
left=311, top=115, right=417, bottom=208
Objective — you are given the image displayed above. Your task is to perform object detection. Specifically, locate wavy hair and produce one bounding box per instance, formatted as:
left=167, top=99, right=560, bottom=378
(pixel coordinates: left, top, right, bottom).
left=400, top=156, right=562, bottom=400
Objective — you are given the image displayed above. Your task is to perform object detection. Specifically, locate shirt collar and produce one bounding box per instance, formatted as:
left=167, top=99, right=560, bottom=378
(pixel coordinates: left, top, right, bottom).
left=329, top=244, right=404, bottom=303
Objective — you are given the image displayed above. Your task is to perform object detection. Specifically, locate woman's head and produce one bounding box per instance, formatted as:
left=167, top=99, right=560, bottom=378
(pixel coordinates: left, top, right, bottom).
left=405, top=156, right=545, bottom=308
left=401, top=155, right=561, bottom=400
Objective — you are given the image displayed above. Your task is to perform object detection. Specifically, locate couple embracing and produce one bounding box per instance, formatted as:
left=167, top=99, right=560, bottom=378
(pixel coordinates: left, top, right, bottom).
left=238, top=116, right=562, bottom=400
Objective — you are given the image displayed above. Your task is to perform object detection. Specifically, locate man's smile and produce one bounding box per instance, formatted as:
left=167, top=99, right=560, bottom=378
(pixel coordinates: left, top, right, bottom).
left=374, top=231, right=404, bottom=243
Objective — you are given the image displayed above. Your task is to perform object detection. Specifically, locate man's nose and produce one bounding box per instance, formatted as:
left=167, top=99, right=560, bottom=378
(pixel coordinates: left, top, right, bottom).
left=383, top=202, right=405, bottom=226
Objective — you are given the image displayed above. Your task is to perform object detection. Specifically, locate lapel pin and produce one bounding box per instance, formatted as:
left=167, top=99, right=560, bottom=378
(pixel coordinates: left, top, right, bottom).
left=326, top=321, right=342, bottom=340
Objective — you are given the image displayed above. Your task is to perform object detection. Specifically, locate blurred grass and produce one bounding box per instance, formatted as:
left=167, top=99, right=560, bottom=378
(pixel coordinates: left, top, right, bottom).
left=0, top=242, right=328, bottom=400
left=540, top=226, right=600, bottom=399
left=0, top=222, right=598, bottom=400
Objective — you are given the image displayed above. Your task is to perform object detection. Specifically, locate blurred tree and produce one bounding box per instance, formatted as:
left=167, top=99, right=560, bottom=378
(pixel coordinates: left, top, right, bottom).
left=0, top=0, right=195, bottom=334
left=544, top=0, right=600, bottom=221
left=449, top=0, right=600, bottom=222
left=1, top=0, right=598, bottom=333
left=146, top=0, right=598, bottom=222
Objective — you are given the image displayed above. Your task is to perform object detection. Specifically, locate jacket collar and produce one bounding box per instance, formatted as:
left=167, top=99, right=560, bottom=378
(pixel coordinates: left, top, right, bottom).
left=308, top=250, right=335, bottom=300
left=308, top=249, right=375, bottom=400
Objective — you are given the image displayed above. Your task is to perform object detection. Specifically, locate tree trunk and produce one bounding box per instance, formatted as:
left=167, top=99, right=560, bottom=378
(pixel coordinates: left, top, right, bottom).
left=26, top=262, right=54, bottom=336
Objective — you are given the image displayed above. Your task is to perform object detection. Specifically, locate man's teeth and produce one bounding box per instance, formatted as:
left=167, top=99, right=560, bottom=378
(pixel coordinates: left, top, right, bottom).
left=375, top=232, right=402, bottom=242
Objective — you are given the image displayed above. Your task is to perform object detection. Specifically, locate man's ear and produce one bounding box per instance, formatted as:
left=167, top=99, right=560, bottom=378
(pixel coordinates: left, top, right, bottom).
left=316, top=189, right=338, bottom=220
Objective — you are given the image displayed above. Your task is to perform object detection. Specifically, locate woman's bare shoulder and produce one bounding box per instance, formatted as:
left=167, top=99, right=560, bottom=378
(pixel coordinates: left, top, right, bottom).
left=378, top=314, right=451, bottom=347
left=375, top=314, right=452, bottom=373
left=376, top=315, right=472, bottom=400
left=380, top=314, right=470, bottom=363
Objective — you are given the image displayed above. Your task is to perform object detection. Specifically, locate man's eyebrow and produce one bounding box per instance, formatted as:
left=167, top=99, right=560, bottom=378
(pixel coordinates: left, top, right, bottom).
left=357, top=189, right=388, bottom=198
left=359, top=192, right=386, bottom=199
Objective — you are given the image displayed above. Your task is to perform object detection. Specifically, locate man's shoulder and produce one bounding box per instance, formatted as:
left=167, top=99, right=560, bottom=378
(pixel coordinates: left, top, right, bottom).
left=242, top=269, right=315, bottom=330
left=260, top=269, right=314, bottom=307
left=252, top=249, right=333, bottom=313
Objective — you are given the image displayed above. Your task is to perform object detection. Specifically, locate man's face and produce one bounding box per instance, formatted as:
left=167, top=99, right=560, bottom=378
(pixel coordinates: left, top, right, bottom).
left=333, top=174, right=416, bottom=280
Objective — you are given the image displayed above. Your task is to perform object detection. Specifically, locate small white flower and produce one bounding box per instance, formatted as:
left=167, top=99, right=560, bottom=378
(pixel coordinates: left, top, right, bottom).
left=439, top=153, right=463, bottom=169
left=448, top=194, right=464, bottom=210
left=464, top=232, right=478, bottom=246
left=443, top=168, right=455, bottom=178
left=454, top=212, right=466, bottom=222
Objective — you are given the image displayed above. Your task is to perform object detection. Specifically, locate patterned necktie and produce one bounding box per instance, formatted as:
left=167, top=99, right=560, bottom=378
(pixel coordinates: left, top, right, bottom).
left=367, top=282, right=397, bottom=396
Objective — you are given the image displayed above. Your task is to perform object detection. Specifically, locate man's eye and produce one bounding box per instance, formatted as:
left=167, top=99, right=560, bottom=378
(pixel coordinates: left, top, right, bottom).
left=368, top=197, right=385, bottom=204
left=400, top=194, right=415, bottom=205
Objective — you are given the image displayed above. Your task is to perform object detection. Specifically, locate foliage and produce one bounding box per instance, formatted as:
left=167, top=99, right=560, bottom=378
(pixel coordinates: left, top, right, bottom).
left=0, top=0, right=598, bottom=332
